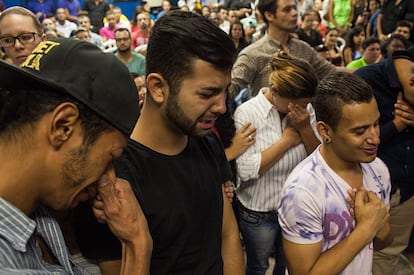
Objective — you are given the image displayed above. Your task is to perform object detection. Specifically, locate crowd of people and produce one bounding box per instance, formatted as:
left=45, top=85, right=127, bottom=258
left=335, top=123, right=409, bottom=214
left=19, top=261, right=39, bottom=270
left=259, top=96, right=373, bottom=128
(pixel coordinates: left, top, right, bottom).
left=1, top=0, right=414, bottom=274
left=2, top=0, right=411, bottom=71
left=291, top=0, right=414, bottom=69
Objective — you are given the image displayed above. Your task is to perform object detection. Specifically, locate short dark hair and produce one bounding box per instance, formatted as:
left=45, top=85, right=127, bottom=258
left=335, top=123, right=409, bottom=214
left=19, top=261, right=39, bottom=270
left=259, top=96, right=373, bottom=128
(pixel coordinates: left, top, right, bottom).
left=396, top=20, right=412, bottom=30
left=325, top=27, right=339, bottom=36
left=106, top=10, right=115, bottom=17
left=257, top=0, right=278, bottom=26
left=218, top=6, right=228, bottom=12
left=115, top=27, right=131, bottom=37
left=362, top=37, right=380, bottom=50
left=362, top=37, right=381, bottom=50
left=302, top=12, right=312, bottom=21
left=146, top=10, right=236, bottom=95
left=78, top=13, right=90, bottom=20
left=368, top=0, right=381, bottom=11
left=382, top=33, right=409, bottom=56
left=313, top=72, right=374, bottom=130
left=0, top=87, right=110, bottom=147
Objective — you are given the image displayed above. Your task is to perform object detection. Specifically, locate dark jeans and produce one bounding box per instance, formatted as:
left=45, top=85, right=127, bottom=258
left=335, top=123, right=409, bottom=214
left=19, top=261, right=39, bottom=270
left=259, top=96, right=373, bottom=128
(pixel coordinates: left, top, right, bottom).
left=237, top=200, right=286, bottom=275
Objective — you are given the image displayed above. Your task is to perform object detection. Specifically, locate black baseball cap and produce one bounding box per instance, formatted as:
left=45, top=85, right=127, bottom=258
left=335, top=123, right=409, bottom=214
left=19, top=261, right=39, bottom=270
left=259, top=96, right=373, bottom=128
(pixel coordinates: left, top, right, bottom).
left=73, top=27, right=89, bottom=36
left=0, top=38, right=140, bottom=135
left=392, top=47, right=414, bottom=63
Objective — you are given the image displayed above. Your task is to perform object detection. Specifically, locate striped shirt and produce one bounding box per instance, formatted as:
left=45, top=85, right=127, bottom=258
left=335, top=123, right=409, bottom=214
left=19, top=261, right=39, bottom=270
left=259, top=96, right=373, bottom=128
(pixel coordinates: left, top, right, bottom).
left=0, top=198, right=82, bottom=274
left=229, top=33, right=337, bottom=98
left=234, top=89, right=316, bottom=212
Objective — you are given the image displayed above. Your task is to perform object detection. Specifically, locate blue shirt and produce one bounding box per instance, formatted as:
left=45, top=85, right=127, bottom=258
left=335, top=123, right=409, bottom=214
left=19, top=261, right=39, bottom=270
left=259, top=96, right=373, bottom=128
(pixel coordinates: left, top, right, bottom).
left=355, top=58, right=414, bottom=202
left=26, top=0, right=55, bottom=20
left=0, top=198, right=80, bottom=274
left=368, top=9, right=380, bottom=37
left=156, top=10, right=166, bottom=20
left=58, top=0, right=80, bottom=17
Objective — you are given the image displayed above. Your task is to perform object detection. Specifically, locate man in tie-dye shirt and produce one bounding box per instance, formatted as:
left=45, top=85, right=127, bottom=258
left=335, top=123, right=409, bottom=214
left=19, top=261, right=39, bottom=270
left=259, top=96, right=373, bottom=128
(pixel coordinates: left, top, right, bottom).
left=278, top=72, right=393, bottom=275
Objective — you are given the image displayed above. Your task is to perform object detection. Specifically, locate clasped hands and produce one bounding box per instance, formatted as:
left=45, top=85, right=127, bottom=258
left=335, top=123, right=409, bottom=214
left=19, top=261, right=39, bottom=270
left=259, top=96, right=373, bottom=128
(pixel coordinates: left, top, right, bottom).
left=346, top=188, right=389, bottom=241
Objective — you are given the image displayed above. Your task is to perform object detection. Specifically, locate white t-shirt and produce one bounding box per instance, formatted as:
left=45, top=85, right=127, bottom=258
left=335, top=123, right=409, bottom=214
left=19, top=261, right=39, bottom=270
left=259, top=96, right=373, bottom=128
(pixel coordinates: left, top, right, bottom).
left=56, top=20, right=77, bottom=38
left=278, top=148, right=391, bottom=275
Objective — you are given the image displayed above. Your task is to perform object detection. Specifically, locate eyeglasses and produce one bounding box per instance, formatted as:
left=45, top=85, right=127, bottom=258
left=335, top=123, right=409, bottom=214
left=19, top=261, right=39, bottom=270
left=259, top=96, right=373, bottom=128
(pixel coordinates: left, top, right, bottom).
left=115, top=37, right=130, bottom=42
left=0, top=32, right=38, bottom=48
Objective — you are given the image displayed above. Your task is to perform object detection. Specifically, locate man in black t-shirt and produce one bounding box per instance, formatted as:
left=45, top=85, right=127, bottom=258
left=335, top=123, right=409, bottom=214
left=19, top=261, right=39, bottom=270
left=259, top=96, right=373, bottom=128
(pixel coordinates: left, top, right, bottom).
left=74, top=11, right=245, bottom=275
left=83, top=0, right=110, bottom=33
left=295, top=12, right=323, bottom=48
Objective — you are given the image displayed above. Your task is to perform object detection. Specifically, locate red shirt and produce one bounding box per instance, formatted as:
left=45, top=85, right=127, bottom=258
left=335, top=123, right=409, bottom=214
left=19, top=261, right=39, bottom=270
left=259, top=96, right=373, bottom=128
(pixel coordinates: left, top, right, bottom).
left=131, top=29, right=150, bottom=49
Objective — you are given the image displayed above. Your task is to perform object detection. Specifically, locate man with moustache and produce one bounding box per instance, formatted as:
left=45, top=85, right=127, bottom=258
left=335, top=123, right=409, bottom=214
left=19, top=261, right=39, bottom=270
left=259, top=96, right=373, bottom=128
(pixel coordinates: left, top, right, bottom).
left=115, top=28, right=146, bottom=75
left=131, top=11, right=151, bottom=49
left=0, top=38, right=151, bottom=274
left=229, top=0, right=337, bottom=100
left=74, top=11, right=245, bottom=275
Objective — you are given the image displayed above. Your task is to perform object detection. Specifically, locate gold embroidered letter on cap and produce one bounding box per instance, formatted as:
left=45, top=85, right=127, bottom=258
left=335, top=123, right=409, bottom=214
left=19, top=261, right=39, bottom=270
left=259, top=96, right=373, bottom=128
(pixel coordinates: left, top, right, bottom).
left=21, top=41, right=60, bottom=71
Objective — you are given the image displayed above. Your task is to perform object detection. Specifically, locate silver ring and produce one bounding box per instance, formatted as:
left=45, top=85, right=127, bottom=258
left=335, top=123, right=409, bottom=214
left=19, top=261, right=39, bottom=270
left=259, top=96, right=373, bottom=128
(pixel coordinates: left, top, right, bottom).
left=248, top=135, right=253, bottom=141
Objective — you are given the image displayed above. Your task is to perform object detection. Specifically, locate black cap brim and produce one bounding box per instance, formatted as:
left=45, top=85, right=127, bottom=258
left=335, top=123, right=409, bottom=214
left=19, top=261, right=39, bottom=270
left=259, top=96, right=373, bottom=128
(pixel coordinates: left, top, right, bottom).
left=392, top=48, right=414, bottom=63
left=1, top=38, right=140, bottom=136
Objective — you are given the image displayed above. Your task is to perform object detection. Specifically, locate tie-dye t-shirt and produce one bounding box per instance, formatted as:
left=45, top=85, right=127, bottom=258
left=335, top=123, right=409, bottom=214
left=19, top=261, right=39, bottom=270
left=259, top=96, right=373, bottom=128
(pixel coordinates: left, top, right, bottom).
left=278, top=148, right=391, bottom=275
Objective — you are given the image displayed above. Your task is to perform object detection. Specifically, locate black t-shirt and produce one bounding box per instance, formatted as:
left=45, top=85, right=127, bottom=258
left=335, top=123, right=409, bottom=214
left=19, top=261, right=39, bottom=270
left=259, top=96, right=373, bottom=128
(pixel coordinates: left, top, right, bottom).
left=380, top=0, right=414, bottom=35
left=74, top=134, right=231, bottom=275
left=223, top=0, right=251, bottom=10
left=84, top=0, right=110, bottom=32
left=295, top=28, right=323, bottom=48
